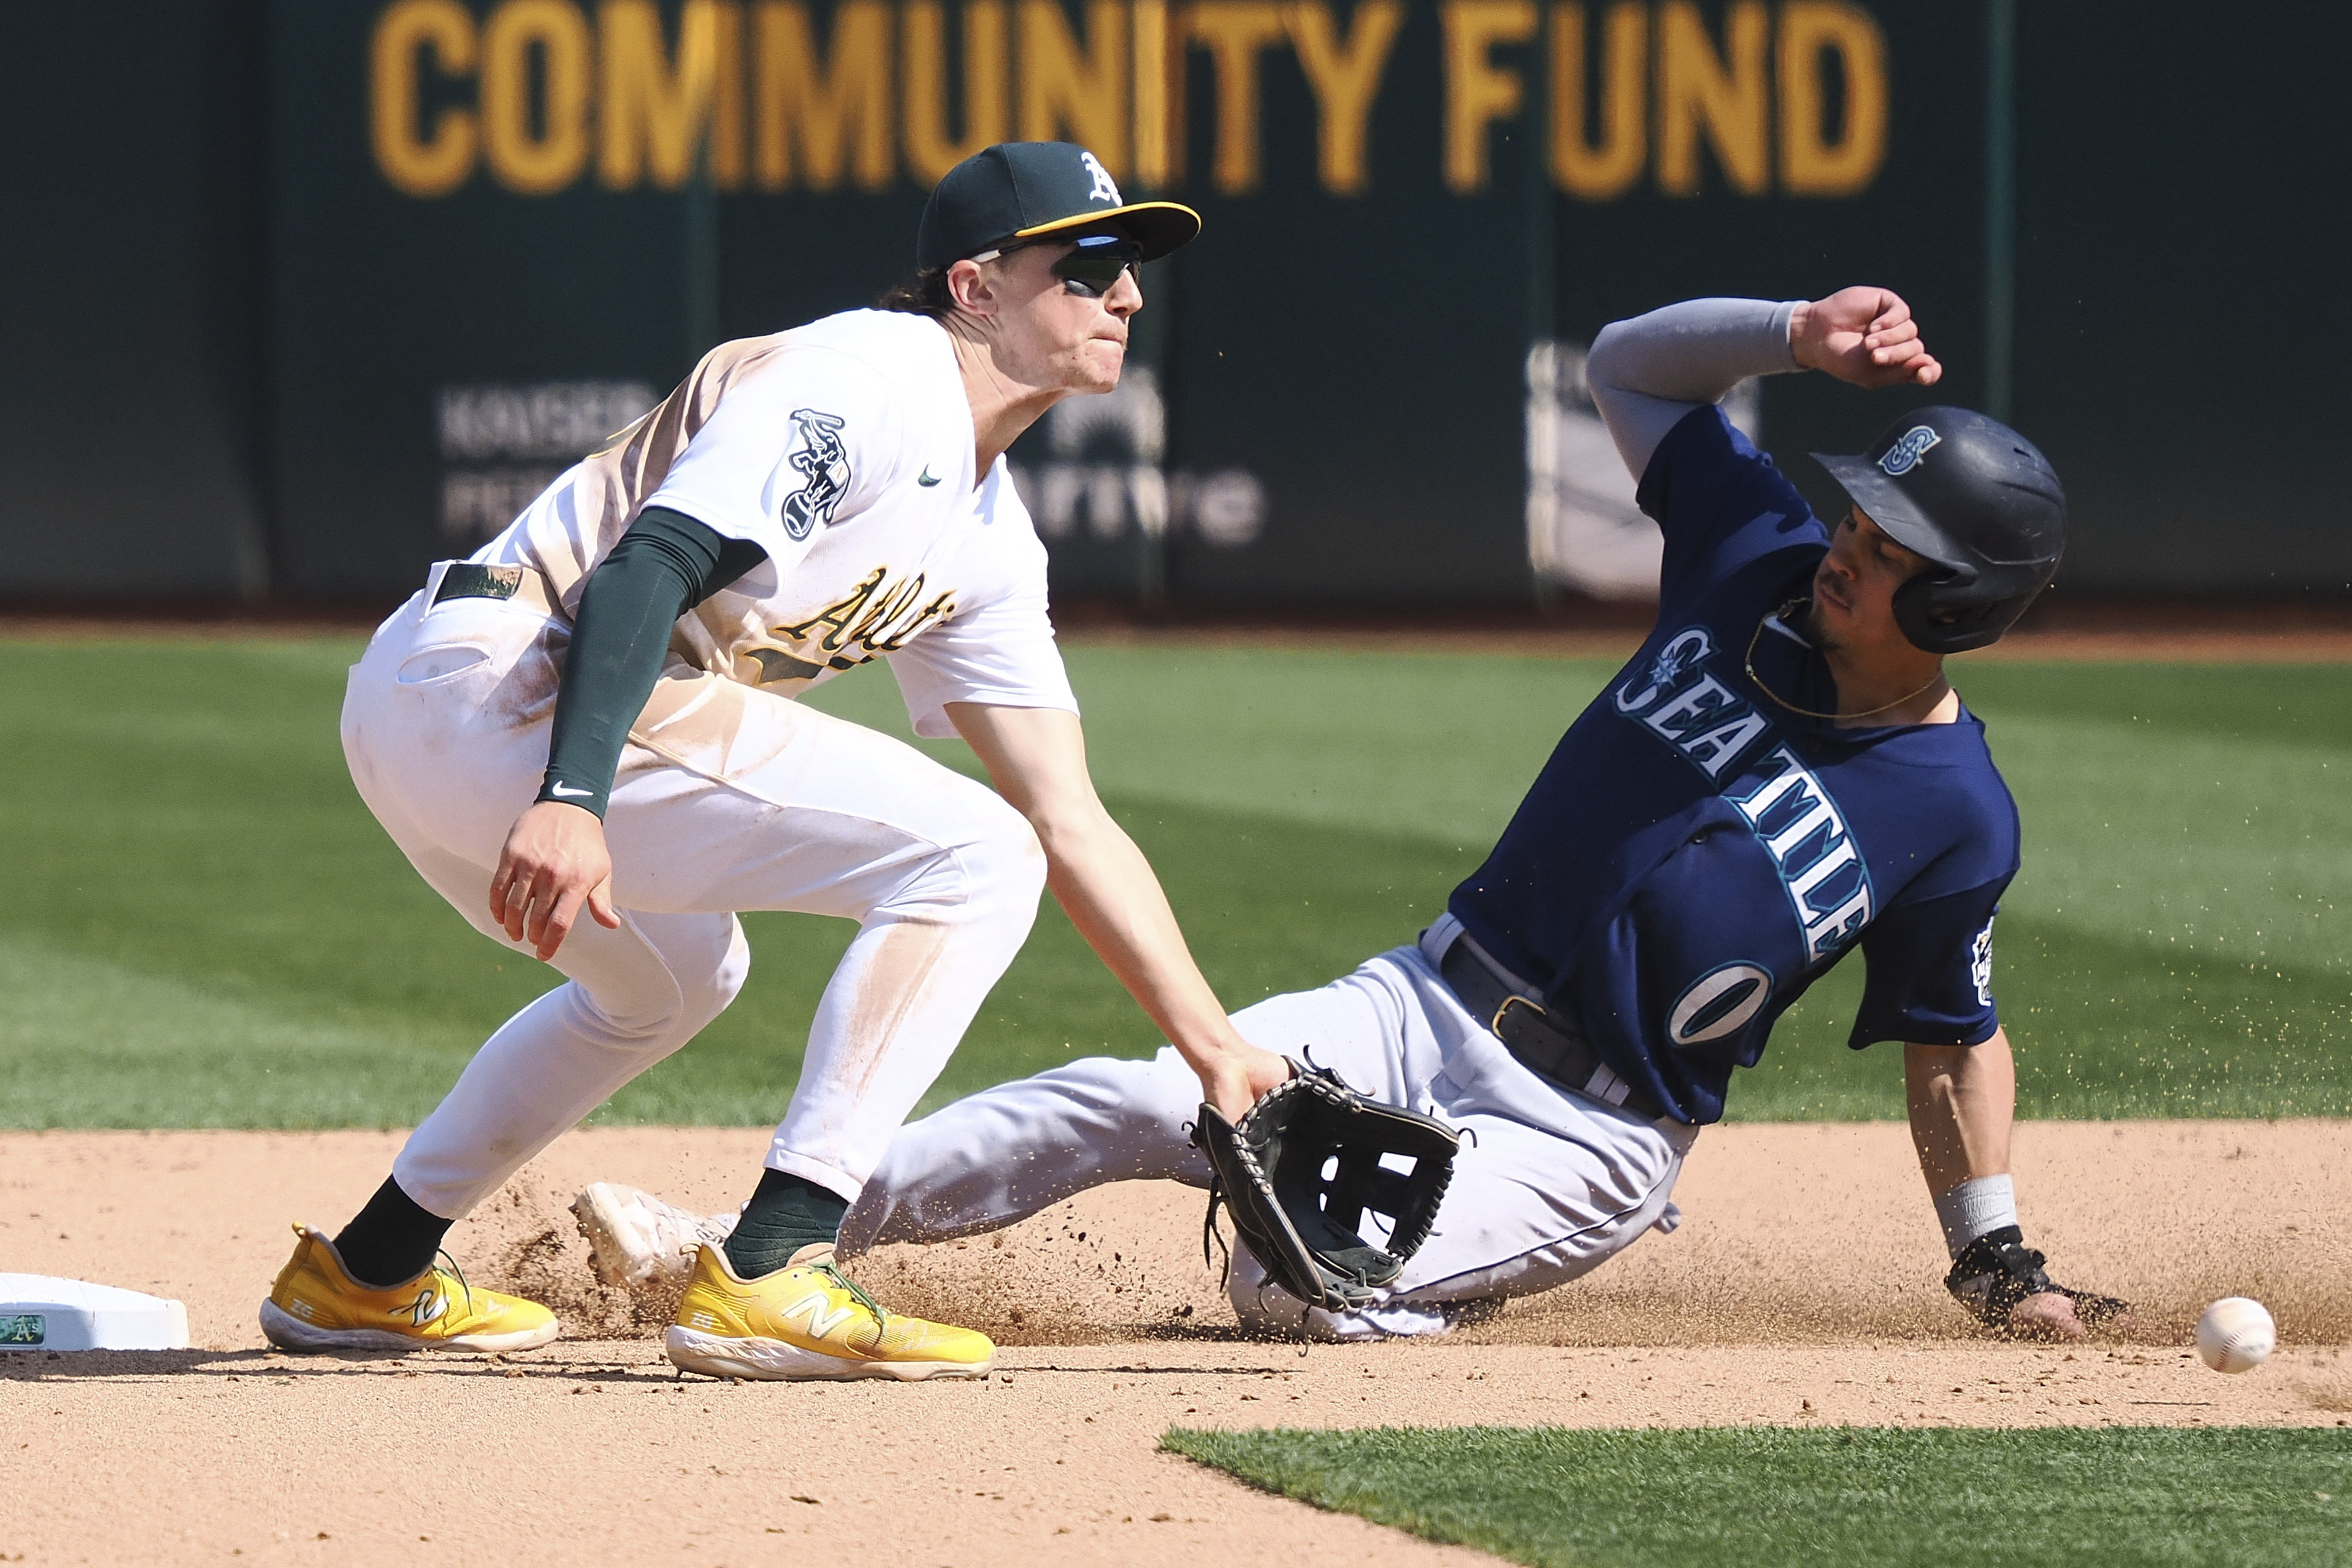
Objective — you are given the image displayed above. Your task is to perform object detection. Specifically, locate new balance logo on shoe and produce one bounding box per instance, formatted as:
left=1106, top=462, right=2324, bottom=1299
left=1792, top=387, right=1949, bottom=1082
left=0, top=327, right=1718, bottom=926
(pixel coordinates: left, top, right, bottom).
left=782, top=1291, right=858, bottom=1339
left=406, top=1289, right=449, bottom=1328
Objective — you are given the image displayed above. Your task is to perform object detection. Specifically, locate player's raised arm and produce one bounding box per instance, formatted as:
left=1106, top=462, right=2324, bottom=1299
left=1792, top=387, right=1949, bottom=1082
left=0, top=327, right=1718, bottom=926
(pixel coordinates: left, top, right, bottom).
left=1585, top=297, right=1799, bottom=480
left=944, top=702, right=1291, bottom=1121
left=1584, top=288, right=1941, bottom=483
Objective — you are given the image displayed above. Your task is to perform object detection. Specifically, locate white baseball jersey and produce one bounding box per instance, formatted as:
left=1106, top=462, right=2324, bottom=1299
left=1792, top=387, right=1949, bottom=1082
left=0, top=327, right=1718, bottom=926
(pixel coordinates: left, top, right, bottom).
left=477, top=308, right=1078, bottom=738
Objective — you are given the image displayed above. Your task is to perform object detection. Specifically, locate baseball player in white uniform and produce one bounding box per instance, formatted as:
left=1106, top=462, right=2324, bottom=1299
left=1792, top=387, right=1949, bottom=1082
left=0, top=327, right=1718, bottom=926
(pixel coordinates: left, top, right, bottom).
left=581, top=285, right=2128, bottom=1346
left=260, top=142, right=1294, bottom=1379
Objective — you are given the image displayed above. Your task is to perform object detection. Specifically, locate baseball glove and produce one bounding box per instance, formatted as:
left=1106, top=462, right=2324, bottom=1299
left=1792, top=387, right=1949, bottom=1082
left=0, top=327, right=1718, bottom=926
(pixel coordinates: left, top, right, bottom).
left=1190, top=1062, right=1459, bottom=1313
left=1945, top=1225, right=2129, bottom=1335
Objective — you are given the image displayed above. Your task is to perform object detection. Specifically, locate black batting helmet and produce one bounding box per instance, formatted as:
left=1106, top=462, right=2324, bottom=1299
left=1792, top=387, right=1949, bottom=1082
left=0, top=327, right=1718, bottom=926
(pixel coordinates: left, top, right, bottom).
left=1813, top=407, right=2066, bottom=654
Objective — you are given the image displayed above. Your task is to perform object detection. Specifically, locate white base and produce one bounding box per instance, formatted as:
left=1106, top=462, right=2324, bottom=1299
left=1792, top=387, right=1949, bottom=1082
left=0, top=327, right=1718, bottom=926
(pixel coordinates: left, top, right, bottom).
left=0, top=1274, right=189, bottom=1351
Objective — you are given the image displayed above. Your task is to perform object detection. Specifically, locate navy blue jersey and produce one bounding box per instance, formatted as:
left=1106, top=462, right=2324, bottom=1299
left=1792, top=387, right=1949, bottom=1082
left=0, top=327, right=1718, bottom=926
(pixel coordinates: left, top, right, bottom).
left=1449, top=406, right=2020, bottom=1123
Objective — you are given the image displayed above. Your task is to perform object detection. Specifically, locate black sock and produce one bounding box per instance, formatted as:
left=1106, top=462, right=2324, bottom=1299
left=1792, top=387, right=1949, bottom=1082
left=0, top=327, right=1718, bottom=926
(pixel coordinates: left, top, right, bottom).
left=723, top=1169, right=849, bottom=1279
left=332, top=1176, right=453, bottom=1288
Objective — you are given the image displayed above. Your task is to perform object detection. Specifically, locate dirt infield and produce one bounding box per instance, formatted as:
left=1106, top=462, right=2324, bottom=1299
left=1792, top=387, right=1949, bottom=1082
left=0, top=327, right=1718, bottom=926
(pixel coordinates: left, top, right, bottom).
left=4, top=1122, right=2347, bottom=1566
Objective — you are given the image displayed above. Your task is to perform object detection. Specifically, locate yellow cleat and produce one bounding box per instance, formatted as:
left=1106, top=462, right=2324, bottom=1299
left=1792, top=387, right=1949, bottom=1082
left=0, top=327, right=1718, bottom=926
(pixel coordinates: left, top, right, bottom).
left=258, top=1224, right=559, bottom=1354
left=666, top=1243, right=993, bottom=1382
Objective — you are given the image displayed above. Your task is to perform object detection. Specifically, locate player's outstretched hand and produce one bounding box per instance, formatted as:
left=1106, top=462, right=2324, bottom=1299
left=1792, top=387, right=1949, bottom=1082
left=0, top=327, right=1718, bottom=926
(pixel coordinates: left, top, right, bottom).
left=491, top=800, right=622, bottom=962
left=1791, top=286, right=1943, bottom=390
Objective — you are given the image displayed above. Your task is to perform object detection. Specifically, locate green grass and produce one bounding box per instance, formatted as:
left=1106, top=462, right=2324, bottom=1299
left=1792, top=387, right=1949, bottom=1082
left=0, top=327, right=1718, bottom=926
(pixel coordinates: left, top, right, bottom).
left=0, top=641, right=2343, bottom=1127
left=1162, top=1424, right=2352, bottom=1568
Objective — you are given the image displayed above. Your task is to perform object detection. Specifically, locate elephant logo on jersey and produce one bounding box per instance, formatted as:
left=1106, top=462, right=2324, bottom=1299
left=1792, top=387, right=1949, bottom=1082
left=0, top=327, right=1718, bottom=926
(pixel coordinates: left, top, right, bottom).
left=780, top=409, right=851, bottom=540
left=1081, top=150, right=1121, bottom=204
left=1969, top=917, right=1995, bottom=1007
left=1877, top=425, right=1942, bottom=477
left=1667, top=963, right=1774, bottom=1047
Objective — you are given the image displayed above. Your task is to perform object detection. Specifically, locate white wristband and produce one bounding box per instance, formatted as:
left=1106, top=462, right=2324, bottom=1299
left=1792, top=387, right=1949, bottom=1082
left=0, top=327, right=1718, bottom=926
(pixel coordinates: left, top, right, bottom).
left=1933, top=1173, right=2018, bottom=1258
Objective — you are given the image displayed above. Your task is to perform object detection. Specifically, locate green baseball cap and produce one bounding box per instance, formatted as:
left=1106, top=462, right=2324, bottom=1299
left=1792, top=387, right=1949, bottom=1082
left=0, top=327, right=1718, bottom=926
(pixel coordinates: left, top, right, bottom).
left=916, top=142, right=1201, bottom=272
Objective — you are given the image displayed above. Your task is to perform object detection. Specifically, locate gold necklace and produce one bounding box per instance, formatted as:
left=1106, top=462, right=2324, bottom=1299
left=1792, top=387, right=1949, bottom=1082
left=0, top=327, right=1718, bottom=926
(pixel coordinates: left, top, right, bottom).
left=1743, top=600, right=1947, bottom=722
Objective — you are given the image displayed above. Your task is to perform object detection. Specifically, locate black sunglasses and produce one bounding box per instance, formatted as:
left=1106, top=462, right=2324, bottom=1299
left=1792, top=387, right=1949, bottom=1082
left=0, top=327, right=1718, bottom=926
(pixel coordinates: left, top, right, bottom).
left=969, top=236, right=1143, bottom=298
left=1049, top=237, right=1144, bottom=298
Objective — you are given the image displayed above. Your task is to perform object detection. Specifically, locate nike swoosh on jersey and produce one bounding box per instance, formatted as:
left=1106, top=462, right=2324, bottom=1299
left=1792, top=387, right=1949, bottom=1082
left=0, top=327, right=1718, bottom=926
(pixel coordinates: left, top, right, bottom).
left=917, top=467, right=942, bottom=487
left=548, top=782, right=595, bottom=798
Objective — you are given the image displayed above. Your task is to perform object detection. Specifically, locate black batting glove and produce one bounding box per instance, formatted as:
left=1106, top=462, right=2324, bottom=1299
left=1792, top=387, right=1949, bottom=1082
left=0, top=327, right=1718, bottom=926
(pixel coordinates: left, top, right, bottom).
left=1945, top=1225, right=2130, bottom=1334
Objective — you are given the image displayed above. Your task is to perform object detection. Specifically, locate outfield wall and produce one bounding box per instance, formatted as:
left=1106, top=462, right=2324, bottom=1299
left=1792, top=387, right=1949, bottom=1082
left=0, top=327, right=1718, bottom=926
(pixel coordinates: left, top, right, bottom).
left=0, top=2, right=2343, bottom=603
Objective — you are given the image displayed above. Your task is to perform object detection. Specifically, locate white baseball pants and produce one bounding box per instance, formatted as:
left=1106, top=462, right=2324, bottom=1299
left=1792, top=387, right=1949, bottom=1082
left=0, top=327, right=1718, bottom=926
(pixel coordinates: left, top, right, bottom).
left=840, top=917, right=1698, bottom=1338
left=341, top=571, right=1045, bottom=1220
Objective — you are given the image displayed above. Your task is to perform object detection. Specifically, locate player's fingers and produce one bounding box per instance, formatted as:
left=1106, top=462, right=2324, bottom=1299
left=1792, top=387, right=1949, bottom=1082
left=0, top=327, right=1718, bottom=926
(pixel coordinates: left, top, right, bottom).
left=1869, top=333, right=1926, bottom=364
left=537, top=883, right=587, bottom=962
left=587, top=877, right=622, bottom=931
left=1865, top=318, right=1919, bottom=352
left=484, top=850, right=527, bottom=926
left=1911, top=352, right=1943, bottom=386
left=1867, top=292, right=1911, bottom=332
left=520, top=866, right=557, bottom=947
left=498, top=865, right=534, bottom=942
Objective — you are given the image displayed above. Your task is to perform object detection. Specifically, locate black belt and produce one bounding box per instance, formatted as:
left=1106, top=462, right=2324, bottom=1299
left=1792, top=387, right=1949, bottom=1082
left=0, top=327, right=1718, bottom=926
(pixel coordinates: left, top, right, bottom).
left=430, top=562, right=558, bottom=616
left=433, top=563, right=523, bottom=604
left=1438, top=937, right=1666, bottom=1121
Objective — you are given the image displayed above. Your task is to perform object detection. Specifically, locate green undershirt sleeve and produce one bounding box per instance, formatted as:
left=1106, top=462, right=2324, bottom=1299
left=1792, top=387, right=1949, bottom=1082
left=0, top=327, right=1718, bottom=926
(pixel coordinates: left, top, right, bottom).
left=535, top=506, right=768, bottom=818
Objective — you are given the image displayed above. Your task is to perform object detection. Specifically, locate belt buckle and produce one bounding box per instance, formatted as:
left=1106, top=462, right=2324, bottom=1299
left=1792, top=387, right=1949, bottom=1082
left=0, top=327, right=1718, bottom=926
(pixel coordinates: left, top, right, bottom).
left=1490, top=992, right=1548, bottom=1036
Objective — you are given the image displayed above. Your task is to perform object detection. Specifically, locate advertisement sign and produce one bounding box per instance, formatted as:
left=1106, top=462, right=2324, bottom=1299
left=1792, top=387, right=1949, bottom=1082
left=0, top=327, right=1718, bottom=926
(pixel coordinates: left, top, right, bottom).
left=273, top=0, right=1973, bottom=601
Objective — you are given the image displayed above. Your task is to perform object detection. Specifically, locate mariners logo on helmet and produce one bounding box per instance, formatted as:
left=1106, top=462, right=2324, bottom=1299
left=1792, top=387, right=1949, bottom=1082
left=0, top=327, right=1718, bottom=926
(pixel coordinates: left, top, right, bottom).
left=1876, top=425, right=1942, bottom=477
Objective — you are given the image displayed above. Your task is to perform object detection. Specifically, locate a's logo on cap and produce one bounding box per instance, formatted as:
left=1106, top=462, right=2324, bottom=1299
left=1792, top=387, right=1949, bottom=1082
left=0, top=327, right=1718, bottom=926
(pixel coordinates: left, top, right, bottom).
left=1080, top=150, right=1121, bottom=205
left=1877, top=425, right=1941, bottom=477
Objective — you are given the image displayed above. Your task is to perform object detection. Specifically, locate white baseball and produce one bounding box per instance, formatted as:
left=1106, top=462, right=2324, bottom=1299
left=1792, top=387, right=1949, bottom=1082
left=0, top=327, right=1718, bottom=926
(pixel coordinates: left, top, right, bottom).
left=2196, top=1297, right=2275, bottom=1374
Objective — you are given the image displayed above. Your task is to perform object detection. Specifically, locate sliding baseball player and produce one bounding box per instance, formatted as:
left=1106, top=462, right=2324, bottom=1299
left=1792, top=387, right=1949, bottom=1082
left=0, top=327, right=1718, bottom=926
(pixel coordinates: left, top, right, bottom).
left=583, top=286, right=2128, bottom=1343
